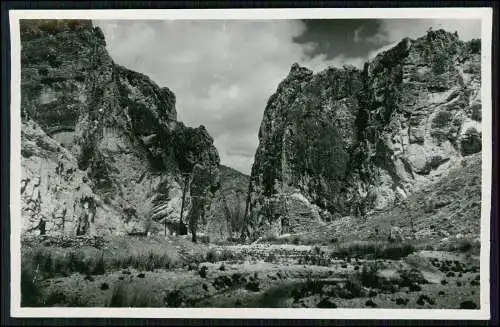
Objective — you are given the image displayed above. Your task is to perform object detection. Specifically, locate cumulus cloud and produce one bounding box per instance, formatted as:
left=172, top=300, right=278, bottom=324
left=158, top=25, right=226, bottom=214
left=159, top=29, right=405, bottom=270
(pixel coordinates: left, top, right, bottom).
left=94, top=19, right=360, bottom=174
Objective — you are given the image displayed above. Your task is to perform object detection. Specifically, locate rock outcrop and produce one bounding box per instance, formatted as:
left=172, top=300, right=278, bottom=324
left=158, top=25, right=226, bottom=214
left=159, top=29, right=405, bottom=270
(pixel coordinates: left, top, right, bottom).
left=244, top=29, right=482, bottom=240
left=20, top=20, right=220, bottom=237
left=205, top=165, right=249, bottom=242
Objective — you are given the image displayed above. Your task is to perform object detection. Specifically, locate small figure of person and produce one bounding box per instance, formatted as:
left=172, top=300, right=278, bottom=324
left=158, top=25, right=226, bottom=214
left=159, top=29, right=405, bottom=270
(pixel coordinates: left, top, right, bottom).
left=38, top=218, right=46, bottom=236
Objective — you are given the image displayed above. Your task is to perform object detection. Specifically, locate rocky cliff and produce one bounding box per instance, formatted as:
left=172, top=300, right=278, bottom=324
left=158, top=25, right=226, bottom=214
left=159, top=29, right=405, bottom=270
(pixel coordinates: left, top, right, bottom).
left=244, top=29, right=482, bottom=240
left=205, top=165, right=249, bottom=242
left=20, top=20, right=220, bottom=237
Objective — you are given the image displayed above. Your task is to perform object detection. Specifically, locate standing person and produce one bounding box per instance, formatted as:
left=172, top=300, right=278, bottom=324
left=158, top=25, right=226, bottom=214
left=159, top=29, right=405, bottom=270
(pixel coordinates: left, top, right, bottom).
left=38, top=218, right=46, bottom=236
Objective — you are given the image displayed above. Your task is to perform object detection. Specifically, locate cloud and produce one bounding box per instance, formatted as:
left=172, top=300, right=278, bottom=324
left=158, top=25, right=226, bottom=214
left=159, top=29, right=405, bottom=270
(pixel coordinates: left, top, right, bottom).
left=353, top=25, right=364, bottom=43
left=93, top=19, right=481, bottom=175
left=361, top=19, right=482, bottom=64
left=94, top=19, right=360, bottom=175
left=364, top=19, right=481, bottom=59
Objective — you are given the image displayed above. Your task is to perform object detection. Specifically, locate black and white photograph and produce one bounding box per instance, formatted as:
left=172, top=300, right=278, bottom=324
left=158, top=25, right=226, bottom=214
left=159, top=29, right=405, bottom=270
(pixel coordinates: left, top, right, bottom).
left=8, top=8, right=493, bottom=320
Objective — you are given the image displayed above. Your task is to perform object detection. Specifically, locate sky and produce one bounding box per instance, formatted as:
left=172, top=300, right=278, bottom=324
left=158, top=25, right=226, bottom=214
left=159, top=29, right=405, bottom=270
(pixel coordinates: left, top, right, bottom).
left=94, top=19, right=481, bottom=175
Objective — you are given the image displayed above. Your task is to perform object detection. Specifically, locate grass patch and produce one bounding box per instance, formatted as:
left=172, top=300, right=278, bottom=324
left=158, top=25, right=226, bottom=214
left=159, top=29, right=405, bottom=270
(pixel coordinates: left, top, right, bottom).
left=298, top=247, right=331, bottom=266
left=21, top=236, right=211, bottom=281
left=205, top=247, right=244, bottom=263
left=108, top=282, right=165, bottom=307
left=330, top=241, right=416, bottom=260
left=437, top=238, right=480, bottom=255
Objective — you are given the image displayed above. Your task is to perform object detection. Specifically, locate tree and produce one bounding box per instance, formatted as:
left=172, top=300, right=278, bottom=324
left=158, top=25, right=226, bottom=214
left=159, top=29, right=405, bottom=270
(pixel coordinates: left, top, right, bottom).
left=460, top=127, right=481, bottom=156
left=177, top=173, right=190, bottom=236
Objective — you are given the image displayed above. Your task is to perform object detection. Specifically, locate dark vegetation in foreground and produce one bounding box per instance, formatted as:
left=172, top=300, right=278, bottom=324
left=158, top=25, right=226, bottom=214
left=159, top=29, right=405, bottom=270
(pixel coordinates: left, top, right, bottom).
left=20, top=234, right=480, bottom=308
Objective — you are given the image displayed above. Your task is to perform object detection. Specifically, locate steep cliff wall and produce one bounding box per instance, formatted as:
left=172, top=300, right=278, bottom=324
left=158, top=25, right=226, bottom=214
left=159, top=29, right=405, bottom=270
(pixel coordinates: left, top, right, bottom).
left=205, top=165, right=249, bottom=242
left=244, top=29, right=482, bottom=240
left=20, top=20, right=220, bottom=237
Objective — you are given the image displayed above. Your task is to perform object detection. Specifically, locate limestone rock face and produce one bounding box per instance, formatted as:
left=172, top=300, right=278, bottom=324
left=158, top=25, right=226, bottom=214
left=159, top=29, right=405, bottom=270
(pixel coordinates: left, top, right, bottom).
left=205, top=165, right=249, bottom=242
left=21, top=119, right=123, bottom=236
left=20, top=20, right=220, bottom=237
left=244, top=29, right=481, bottom=240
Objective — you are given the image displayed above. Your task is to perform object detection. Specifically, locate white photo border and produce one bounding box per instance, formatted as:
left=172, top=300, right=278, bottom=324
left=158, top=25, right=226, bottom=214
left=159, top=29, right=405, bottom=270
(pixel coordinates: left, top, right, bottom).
left=9, top=7, right=493, bottom=320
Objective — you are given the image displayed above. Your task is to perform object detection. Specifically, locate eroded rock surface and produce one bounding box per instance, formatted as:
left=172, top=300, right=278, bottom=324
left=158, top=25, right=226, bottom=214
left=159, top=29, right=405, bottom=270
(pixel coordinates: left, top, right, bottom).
left=20, top=20, right=220, bottom=237
left=244, top=30, right=481, bottom=240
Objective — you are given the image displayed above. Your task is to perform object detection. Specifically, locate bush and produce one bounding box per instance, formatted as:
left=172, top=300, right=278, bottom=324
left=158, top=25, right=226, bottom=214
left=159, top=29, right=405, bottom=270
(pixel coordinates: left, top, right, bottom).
left=442, top=239, right=480, bottom=254
left=431, top=111, right=452, bottom=129
left=199, top=265, right=208, bottom=278
left=344, top=278, right=364, bottom=298
left=109, top=283, right=156, bottom=307
left=92, top=253, right=106, bottom=275
left=264, top=253, right=277, bottom=263
left=381, top=244, right=416, bottom=260
left=331, top=241, right=415, bottom=260
left=21, top=266, right=41, bottom=307
left=471, top=103, right=482, bottom=122
left=468, top=39, right=481, bottom=54
left=358, top=263, right=380, bottom=288
left=398, top=268, right=427, bottom=287
left=461, top=128, right=482, bottom=156
left=219, top=248, right=239, bottom=261
left=432, top=52, right=449, bottom=75
left=206, top=248, right=219, bottom=263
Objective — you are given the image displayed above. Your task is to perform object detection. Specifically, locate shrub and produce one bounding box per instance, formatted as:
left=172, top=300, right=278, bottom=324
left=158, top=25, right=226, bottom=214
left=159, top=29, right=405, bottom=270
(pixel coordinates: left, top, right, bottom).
left=109, top=283, right=157, bottom=307
left=264, top=253, right=277, bottom=263
left=461, top=128, right=482, bottom=156
left=302, top=279, right=323, bottom=296
left=358, top=263, right=380, bottom=288
left=467, top=39, right=481, bottom=54
left=398, top=268, right=428, bottom=287
left=431, top=111, right=452, bottom=129
left=432, top=52, right=449, bottom=75
left=443, top=239, right=480, bottom=254
left=245, top=280, right=260, bottom=292
left=21, top=266, right=41, bottom=307
left=206, top=248, right=219, bottom=263
left=108, top=283, right=126, bottom=307
left=92, top=253, right=106, bottom=275
left=344, top=278, right=364, bottom=298
left=471, top=103, right=482, bottom=122
left=331, top=241, right=415, bottom=260
left=164, top=290, right=184, bottom=307
left=199, top=265, right=208, bottom=278
left=219, top=248, right=239, bottom=261
left=381, top=244, right=416, bottom=260
left=120, top=250, right=176, bottom=271
left=44, top=289, right=67, bottom=306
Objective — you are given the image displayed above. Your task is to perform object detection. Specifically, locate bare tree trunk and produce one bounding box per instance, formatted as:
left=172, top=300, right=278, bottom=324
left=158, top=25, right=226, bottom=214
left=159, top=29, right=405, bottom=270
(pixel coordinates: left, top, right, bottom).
left=179, top=174, right=189, bottom=235
left=221, top=191, right=233, bottom=236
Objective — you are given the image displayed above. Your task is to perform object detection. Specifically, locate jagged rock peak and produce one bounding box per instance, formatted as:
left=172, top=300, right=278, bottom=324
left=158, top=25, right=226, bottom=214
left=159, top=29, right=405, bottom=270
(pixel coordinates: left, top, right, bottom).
left=244, top=28, right=482, bottom=241
left=20, top=19, right=221, bottom=238
left=289, top=62, right=313, bottom=75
